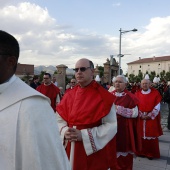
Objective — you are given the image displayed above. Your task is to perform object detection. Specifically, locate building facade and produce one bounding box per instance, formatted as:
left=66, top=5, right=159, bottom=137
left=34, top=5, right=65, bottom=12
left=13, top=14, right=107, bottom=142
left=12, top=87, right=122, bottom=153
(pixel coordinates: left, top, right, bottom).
left=127, top=56, right=170, bottom=76
left=16, top=63, right=34, bottom=77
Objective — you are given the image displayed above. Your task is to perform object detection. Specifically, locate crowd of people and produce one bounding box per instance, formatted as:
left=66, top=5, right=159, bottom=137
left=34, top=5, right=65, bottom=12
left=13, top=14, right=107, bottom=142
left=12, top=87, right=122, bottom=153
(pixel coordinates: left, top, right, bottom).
left=0, top=30, right=169, bottom=170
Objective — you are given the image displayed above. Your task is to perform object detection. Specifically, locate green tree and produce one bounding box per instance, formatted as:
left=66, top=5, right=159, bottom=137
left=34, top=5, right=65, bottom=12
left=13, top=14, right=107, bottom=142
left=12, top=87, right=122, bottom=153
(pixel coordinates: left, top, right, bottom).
left=135, top=76, right=141, bottom=83
left=137, top=71, right=143, bottom=82
left=54, top=70, right=58, bottom=74
left=128, top=73, right=135, bottom=82
left=39, top=71, right=46, bottom=83
left=98, top=66, right=104, bottom=77
left=165, top=71, right=170, bottom=81
left=160, top=70, right=166, bottom=80
left=21, top=72, right=32, bottom=84
left=149, top=71, right=156, bottom=82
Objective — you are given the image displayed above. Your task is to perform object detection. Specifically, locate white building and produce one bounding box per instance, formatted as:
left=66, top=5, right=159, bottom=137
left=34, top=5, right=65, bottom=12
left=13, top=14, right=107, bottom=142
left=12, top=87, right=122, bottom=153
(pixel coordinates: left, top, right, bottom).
left=127, top=56, right=170, bottom=76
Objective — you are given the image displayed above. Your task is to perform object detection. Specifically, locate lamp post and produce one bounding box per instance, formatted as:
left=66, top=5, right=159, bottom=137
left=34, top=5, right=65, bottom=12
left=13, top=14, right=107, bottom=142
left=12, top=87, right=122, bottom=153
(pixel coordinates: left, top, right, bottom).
left=118, top=28, right=137, bottom=75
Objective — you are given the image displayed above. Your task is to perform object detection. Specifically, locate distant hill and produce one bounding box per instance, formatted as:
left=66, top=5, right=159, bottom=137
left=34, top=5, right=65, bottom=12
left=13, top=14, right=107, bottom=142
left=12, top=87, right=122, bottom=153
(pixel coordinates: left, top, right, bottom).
left=34, top=65, right=74, bottom=75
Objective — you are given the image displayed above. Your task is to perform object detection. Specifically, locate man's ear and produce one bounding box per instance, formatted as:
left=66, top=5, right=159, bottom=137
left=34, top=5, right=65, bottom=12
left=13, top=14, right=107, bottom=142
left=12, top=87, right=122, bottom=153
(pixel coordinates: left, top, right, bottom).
left=91, top=68, right=95, bottom=76
left=7, top=56, right=17, bottom=69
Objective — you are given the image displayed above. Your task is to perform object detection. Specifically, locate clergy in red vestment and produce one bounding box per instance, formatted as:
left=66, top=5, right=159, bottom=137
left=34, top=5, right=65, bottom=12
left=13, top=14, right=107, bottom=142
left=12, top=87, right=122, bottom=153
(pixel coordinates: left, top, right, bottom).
left=56, top=58, right=117, bottom=170
left=65, top=78, right=77, bottom=93
left=36, top=73, right=60, bottom=112
left=135, top=78, right=163, bottom=159
left=110, top=75, right=141, bottom=170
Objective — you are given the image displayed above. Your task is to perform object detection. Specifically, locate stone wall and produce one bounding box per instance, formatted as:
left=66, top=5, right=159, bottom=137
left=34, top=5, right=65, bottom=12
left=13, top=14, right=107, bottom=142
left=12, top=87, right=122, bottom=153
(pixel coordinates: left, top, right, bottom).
left=55, top=64, right=68, bottom=91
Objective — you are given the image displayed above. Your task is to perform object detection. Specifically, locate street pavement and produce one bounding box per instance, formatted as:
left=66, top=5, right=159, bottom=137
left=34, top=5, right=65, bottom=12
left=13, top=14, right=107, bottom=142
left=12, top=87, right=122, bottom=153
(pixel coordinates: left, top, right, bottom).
left=133, top=103, right=170, bottom=170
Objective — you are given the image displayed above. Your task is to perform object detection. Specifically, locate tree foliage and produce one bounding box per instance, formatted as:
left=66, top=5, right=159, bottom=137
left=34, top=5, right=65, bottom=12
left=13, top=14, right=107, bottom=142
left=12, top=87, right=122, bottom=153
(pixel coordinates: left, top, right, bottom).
left=39, top=71, right=46, bottom=83
left=21, top=72, right=32, bottom=84
left=98, top=66, right=104, bottom=77
left=165, top=72, right=170, bottom=81
left=127, top=70, right=170, bottom=83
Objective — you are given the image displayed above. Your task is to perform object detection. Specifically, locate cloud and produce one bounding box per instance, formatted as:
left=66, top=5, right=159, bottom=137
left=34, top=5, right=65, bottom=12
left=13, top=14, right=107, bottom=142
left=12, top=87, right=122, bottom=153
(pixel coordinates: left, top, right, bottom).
left=0, top=2, right=116, bottom=68
left=112, top=3, right=121, bottom=7
left=0, top=0, right=12, bottom=7
left=117, top=16, right=170, bottom=73
left=0, top=2, right=170, bottom=74
left=0, top=0, right=23, bottom=8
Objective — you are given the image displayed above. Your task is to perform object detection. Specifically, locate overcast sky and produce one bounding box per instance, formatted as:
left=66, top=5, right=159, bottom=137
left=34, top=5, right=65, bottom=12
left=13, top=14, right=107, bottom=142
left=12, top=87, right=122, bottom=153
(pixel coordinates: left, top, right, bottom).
left=1, top=0, right=170, bottom=73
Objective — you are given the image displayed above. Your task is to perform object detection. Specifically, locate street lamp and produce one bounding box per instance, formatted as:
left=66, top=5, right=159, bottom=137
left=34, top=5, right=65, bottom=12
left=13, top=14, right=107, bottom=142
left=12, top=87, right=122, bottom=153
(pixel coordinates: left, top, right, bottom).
left=118, top=28, right=137, bottom=75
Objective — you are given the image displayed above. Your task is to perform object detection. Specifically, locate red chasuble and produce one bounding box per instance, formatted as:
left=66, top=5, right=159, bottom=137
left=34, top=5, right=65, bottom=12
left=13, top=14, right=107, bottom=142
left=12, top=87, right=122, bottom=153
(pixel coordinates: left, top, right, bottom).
left=135, top=88, right=163, bottom=137
left=56, top=80, right=116, bottom=170
left=36, top=83, right=60, bottom=111
left=111, top=89, right=142, bottom=154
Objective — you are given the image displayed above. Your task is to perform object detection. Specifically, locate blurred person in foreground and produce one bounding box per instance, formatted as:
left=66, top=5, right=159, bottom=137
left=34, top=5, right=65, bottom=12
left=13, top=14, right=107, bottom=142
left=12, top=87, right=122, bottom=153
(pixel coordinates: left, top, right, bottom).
left=110, top=75, right=141, bottom=170
left=56, top=58, right=117, bottom=170
left=135, top=78, right=163, bottom=159
left=36, top=73, right=61, bottom=112
left=0, top=30, right=70, bottom=170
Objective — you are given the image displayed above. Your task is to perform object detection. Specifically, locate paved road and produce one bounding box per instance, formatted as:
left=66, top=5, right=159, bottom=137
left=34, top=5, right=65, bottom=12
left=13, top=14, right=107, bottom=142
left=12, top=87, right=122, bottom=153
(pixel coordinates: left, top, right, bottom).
left=133, top=103, right=170, bottom=170
left=160, top=103, right=169, bottom=130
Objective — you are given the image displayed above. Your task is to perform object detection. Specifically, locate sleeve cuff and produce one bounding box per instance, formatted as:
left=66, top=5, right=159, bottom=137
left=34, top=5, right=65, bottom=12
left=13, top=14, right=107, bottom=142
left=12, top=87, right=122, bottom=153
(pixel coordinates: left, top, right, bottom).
left=81, top=129, right=94, bottom=156
left=60, top=126, right=69, bottom=148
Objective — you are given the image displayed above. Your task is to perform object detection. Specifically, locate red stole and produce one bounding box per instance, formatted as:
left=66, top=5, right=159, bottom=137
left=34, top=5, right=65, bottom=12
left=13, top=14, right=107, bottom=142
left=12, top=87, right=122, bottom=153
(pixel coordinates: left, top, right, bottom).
left=57, top=81, right=114, bottom=125
left=57, top=81, right=116, bottom=170
left=36, top=83, right=60, bottom=111
left=111, top=89, right=142, bottom=153
left=135, top=88, right=163, bottom=137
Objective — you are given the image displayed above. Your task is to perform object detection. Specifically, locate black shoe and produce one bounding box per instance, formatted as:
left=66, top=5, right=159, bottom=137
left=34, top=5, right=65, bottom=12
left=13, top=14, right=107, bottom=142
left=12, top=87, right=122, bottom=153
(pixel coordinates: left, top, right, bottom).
left=138, top=155, right=145, bottom=158
left=147, top=157, right=153, bottom=160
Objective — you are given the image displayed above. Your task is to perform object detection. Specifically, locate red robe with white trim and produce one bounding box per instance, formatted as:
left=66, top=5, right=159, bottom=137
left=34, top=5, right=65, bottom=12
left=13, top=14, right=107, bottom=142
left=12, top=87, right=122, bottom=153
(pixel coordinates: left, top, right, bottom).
left=135, top=88, right=163, bottom=137
left=56, top=80, right=117, bottom=170
left=111, top=89, right=141, bottom=153
left=36, top=83, right=60, bottom=111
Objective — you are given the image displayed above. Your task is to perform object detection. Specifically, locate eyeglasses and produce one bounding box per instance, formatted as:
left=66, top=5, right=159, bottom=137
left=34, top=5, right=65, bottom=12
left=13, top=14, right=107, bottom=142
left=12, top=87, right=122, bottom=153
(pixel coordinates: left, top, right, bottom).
left=115, top=81, right=124, bottom=84
left=43, top=77, right=49, bottom=79
left=73, top=67, right=90, bottom=72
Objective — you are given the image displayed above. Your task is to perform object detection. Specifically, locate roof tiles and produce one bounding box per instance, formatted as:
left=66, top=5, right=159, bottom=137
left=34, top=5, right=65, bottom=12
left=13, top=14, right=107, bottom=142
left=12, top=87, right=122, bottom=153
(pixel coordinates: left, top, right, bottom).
left=127, top=56, right=170, bottom=64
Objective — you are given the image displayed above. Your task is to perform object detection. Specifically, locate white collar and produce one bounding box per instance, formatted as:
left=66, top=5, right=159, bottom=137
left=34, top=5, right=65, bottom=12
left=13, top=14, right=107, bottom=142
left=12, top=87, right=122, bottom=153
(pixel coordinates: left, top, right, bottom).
left=141, top=88, right=151, bottom=94
left=0, top=75, right=16, bottom=94
left=114, top=91, right=126, bottom=97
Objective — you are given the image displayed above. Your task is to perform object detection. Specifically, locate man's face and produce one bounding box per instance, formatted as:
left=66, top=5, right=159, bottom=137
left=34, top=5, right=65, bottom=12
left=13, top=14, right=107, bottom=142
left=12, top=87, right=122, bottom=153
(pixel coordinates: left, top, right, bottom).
left=141, top=79, right=150, bottom=91
left=74, top=59, right=93, bottom=87
left=70, top=79, right=76, bottom=88
left=34, top=78, right=39, bottom=83
left=114, top=77, right=126, bottom=92
left=43, top=75, right=51, bottom=85
left=52, top=77, right=56, bottom=82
